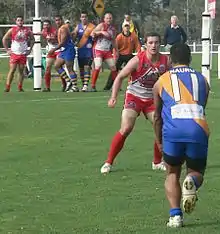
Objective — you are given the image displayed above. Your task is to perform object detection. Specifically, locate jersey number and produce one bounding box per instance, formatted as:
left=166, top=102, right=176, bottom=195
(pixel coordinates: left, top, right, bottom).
left=170, top=73, right=199, bottom=102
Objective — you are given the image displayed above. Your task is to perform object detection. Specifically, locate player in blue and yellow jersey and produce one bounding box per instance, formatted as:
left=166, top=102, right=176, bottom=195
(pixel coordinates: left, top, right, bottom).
left=48, top=15, right=78, bottom=92
left=74, top=11, right=95, bottom=91
left=153, top=43, right=210, bottom=228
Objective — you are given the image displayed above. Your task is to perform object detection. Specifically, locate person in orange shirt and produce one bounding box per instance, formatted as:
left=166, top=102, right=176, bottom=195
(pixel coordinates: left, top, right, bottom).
left=103, top=22, right=141, bottom=90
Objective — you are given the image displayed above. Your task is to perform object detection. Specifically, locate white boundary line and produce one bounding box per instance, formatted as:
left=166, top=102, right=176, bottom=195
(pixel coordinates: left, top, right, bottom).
left=0, top=94, right=124, bottom=104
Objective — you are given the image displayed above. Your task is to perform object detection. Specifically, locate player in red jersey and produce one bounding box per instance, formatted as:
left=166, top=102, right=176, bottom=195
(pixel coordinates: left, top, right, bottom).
left=41, top=19, right=59, bottom=91
left=90, top=13, right=118, bottom=92
left=101, top=32, right=170, bottom=174
left=2, top=16, right=34, bottom=92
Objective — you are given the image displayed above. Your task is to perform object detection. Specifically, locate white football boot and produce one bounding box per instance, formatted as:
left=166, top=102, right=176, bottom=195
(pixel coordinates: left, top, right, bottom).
left=81, top=85, right=88, bottom=92
left=167, top=215, right=183, bottom=228
left=152, top=161, right=166, bottom=171
left=100, top=163, right=112, bottom=174
left=182, top=176, right=197, bottom=214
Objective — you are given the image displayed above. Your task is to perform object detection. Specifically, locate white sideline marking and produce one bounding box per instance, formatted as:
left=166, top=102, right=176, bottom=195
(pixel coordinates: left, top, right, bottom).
left=0, top=95, right=122, bottom=104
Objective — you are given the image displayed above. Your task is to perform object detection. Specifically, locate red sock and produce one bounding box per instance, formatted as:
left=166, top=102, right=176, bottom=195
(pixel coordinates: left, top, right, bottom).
left=153, top=141, right=162, bottom=164
left=106, top=132, right=126, bottom=164
left=91, top=69, right=100, bottom=88
left=44, top=69, right=51, bottom=89
left=18, top=82, right=23, bottom=90
left=5, top=84, right=10, bottom=90
left=111, top=70, right=117, bottom=80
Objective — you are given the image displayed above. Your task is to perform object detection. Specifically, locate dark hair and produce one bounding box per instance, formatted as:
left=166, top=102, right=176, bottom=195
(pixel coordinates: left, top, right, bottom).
left=54, top=15, right=63, bottom=20
left=43, top=19, right=51, bottom=25
left=16, top=16, right=23, bottom=20
left=144, top=32, right=161, bottom=43
left=81, top=11, right=88, bottom=15
left=170, top=43, right=191, bottom=65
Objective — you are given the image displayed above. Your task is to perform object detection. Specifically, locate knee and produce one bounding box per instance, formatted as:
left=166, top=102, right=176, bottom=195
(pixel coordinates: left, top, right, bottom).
left=119, top=125, right=133, bottom=137
left=110, top=66, right=116, bottom=71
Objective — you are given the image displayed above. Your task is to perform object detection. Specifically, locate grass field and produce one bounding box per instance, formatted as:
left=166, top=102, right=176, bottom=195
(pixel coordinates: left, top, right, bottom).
left=0, top=55, right=220, bottom=233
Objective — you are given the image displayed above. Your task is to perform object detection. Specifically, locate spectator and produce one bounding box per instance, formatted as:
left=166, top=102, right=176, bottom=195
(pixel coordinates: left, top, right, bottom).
left=122, top=13, right=140, bottom=37
left=164, top=15, right=187, bottom=51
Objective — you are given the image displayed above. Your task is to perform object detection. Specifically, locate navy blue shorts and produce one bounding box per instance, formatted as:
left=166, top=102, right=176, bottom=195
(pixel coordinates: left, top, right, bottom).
left=78, top=57, right=93, bottom=68
left=58, top=48, right=75, bottom=62
left=163, top=141, right=208, bottom=174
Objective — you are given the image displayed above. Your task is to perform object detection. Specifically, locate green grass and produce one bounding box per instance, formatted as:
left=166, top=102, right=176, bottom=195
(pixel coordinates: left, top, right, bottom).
left=0, top=55, right=219, bottom=233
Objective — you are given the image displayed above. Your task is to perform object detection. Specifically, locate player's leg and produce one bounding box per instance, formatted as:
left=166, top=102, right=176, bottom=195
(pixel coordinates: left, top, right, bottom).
left=103, top=55, right=123, bottom=91
left=101, top=93, right=140, bottom=174
left=82, top=59, right=92, bottom=92
left=54, top=56, right=68, bottom=91
left=5, top=61, right=17, bottom=92
left=101, top=109, right=138, bottom=174
left=17, top=62, right=26, bottom=92
left=91, top=49, right=101, bottom=91
left=105, top=57, right=117, bottom=82
left=91, top=55, right=103, bottom=92
left=182, top=143, right=208, bottom=214
left=43, top=57, right=55, bottom=92
left=163, top=141, right=185, bottom=228
left=65, top=59, right=78, bottom=92
left=143, top=101, right=165, bottom=171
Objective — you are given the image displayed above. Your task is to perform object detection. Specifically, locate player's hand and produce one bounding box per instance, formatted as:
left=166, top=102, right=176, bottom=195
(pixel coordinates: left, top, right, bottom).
left=48, top=48, right=55, bottom=55
left=7, top=49, right=11, bottom=55
left=108, top=97, right=117, bottom=108
left=25, top=49, right=31, bottom=56
left=101, top=31, right=110, bottom=38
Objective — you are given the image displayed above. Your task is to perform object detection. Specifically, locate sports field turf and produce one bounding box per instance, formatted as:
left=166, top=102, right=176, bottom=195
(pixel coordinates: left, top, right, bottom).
left=0, top=55, right=219, bottom=233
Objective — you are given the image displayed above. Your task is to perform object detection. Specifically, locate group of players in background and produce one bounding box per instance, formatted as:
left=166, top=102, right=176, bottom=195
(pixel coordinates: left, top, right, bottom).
left=2, top=12, right=210, bottom=229
left=2, top=12, right=141, bottom=93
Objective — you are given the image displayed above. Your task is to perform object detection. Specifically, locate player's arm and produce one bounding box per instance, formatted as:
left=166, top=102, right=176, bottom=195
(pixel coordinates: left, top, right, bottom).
left=2, top=28, right=12, bottom=54
left=27, top=31, right=35, bottom=55
left=48, top=28, right=67, bottom=54
left=112, top=33, right=119, bottom=58
left=204, top=79, right=210, bottom=108
left=112, top=35, right=120, bottom=59
left=153, top=80, right=163, bottom=149
left=72, top=25, right=78, bottom=40
left=91, top=23, right=110, bottom=38
left=108, top=56, right=139, bottom=108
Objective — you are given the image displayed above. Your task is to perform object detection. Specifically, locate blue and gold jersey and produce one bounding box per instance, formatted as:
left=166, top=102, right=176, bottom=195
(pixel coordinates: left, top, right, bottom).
left=158, top=65, right=209, bottom=145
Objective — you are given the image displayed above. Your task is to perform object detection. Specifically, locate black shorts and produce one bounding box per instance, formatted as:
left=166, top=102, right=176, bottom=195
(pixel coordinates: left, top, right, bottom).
left=78, top=57, right=93, bottom=68
left=163, top=152, right=207, bottom=175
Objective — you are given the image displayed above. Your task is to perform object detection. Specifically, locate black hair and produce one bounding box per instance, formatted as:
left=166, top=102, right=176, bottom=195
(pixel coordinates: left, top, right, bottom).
left=81, top=11, right=88, bottom=15
left=170, top=43, right=191, bottom=65
left=54, top=15, right=63, bottom=20
left=16, top=15, right=23, bottom=20
left=144, top=32, right=161, bottom=43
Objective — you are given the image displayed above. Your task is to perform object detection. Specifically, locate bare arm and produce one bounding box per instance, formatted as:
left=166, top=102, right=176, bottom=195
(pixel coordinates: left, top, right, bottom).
left=72, top=25, right=78, bottom=41
left=153, top=81, right=163, bottom=146
left=91, top=23, right=103, bottom=37
left=28, top=31, right=35, bottom=51
left=204, top=79, right=210, bottom=108
left=2, top=28, right=12, bottom=52
left=108, top=56, right=139, bottom=108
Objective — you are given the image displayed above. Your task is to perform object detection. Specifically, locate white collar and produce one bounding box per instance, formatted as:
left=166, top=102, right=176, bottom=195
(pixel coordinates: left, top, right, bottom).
left=171, top=24, right=179, bottom=29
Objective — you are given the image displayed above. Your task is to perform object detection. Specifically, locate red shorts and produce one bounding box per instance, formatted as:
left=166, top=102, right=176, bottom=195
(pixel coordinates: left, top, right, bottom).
left=124, top=93, right=155, bottom=114
left=93, top=49, right=113, bottom=60
left=47, top=51, right=59, bottom=59
left=10, top=53, right=27, bottom=65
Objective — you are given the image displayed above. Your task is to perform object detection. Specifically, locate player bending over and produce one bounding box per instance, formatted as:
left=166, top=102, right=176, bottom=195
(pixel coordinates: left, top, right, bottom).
left=153, top=43, right=210, bottom=227
left=100, top=32, right=170, bottom=174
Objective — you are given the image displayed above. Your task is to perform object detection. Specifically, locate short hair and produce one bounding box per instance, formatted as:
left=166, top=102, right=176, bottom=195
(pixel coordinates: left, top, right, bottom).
left=16, top=15, right=23, bottom=20
left=55, top=15, right=63, bottom=20
left=81, top=11, right=88, bottom=15
left=171, top=15, right=178, bottom=21
left=170, top=43, right=191, bottom=65
left=144, top=32, right=161, bottom=43
left=43, top=19, right=51, bottom=25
